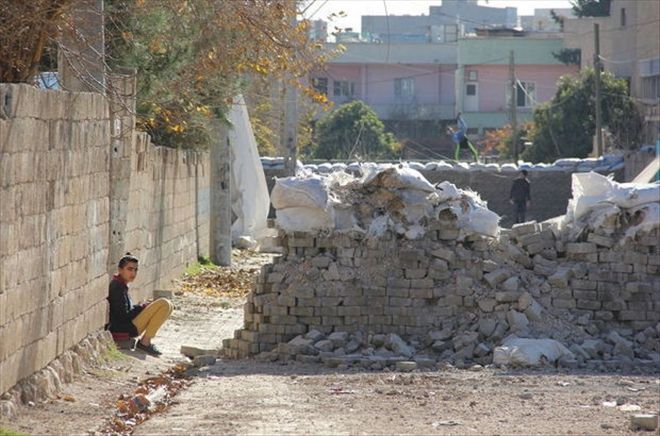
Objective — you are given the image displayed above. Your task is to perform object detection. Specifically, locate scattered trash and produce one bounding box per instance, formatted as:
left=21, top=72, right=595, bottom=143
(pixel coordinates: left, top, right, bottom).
left=618, top=404, right=642, bottom=412
left=432, top=420, right=461, bottom=427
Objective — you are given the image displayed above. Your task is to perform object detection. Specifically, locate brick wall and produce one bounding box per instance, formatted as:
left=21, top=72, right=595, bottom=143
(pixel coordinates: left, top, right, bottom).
left=0, top=84, right=210, bottom=394
left=224, top=223, right=659, bottom=358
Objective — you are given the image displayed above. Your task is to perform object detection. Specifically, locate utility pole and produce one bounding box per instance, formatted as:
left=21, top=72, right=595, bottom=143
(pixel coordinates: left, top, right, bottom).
left=282, top=0, right=298, bottom=176
left=593, top=23, right=603, bottom=157
left=509, top=50, right=518, bottom=163
left=210, top=121, right=231, bottom=266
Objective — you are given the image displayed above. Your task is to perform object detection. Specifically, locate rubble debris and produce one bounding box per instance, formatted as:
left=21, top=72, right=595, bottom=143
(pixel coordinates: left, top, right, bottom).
left=221, top=168, right=659, bottom=372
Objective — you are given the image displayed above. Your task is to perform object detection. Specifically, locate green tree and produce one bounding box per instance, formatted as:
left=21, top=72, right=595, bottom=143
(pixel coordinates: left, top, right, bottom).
left=311, top=100, right=401, bottom=160
left=105, top=0, right=335, bottom=149
left=523, top=68, right=642, bottom=163
left=571, top=0, right=611, bottom=17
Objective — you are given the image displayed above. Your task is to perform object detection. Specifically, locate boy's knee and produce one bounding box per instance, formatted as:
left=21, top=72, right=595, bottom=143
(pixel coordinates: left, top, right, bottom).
left=153, top=298, right=173, bottom=311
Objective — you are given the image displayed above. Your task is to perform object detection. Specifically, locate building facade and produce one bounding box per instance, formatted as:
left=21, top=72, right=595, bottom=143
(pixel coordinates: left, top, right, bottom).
left=361, top=1, right=516, bottom=43
left=563, top=0, right=660, bottom=144
left=455, top=33, right=579, bottom=134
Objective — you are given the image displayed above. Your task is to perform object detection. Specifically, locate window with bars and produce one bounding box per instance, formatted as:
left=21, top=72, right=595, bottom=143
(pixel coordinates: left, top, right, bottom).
left=394, top=77, right=415, bottom=98
left=506, top=81, right=536, bottom=107
left=333, top=80, right=355, bottom=97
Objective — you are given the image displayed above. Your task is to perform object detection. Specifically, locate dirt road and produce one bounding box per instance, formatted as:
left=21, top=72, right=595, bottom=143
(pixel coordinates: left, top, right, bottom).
left=135, top=361, right=659, bottom=435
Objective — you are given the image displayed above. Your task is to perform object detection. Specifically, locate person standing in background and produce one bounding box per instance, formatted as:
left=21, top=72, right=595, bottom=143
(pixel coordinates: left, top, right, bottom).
left=510, top=170, right=531, bottom=224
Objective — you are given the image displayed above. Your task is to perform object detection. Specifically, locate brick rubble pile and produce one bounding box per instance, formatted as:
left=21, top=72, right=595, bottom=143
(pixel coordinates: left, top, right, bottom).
left=223, top=168, right=660, bottom=371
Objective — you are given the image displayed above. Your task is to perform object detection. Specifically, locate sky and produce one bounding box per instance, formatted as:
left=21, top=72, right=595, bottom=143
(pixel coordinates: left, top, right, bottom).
left=304, top=0, right=574, bottom=33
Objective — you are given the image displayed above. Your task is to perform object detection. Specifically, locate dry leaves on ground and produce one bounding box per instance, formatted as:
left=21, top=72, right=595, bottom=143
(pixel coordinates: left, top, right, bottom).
left=177, top=266, right=259, bottom=298
left=103, top=363, right=191, bottom=434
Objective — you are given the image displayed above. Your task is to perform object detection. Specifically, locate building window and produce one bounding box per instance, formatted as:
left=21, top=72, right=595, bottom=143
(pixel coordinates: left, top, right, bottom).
left=467, top=70, right=478, bottom=81
left=333, top=80, right=355, bottom=97
left=506, top=81, right=536, bottom=108
left=620, top=8, right=626, bottom=27
left=394, top=77, right=415, bottom=98
left=466, top=83, right=477, bottom=96
left=313, top=77, right=328, bottom=95
left=641, top=76, right=660, bottom=101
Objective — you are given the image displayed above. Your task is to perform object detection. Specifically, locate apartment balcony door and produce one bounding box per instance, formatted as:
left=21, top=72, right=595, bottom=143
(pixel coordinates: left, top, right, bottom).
left=464, top=82, right=479, bottom=112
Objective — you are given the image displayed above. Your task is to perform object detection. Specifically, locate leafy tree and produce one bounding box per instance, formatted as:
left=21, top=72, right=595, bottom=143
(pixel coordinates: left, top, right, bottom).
left=311, top=101, right=401, bottom=160
left=571, top=0, right=611, bottom=17
left=0, top=0, right=73, bottom=83
left=104, top=0, right=335, bottom=149
left=522, top=68, right=642, bottom=163
left=553, top=48, right=582, bottom=66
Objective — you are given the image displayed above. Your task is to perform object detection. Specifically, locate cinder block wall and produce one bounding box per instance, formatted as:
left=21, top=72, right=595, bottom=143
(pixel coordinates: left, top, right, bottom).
left=122, top=132, right=210, bottom=302
left=224, top=225, right=660, bottom=358
left=0, top=84, right=210, bottom=394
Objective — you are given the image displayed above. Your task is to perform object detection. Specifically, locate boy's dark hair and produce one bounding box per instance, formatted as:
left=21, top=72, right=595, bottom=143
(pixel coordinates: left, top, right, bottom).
left=521, top=170, right=528, bottom=177
left=118, top=252, right=139, bottom=268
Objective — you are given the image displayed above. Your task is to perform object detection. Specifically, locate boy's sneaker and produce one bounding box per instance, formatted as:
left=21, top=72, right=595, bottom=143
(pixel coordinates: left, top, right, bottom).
left=136, top=341, right=162, bottom=357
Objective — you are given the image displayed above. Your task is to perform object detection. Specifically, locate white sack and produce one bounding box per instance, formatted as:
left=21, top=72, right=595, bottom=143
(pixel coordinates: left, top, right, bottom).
left=363, top=166, right=436, bottom=192
left=435, top=181, right=461, bottom=202
left=275, top=206, right=334, bottom=232
left=624, top=203, right=660, bottom=241
left=271, top=176, right=329, bottom=210
left=464, top=207, right=501, bottom=238
left=493, top=336, right=574, bottom=367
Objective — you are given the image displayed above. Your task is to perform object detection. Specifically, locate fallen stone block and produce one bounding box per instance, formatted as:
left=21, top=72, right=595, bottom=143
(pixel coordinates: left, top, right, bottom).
left=413, top=357, right=436, bottom=369
left=314, top=339, right=334, bottom=352
left=328, top=331, right=349, bottom=348
left=501, top=276, right=519, bottom=293
left=386, top=334, right=414, bottom=358
left=587, top=233, right=614, bottom=248
left=548, top=268, right=572, bottom=288
left=511, top=221, right=538, bottom=238
left=431, top=248, right=455, bottom=263
left=478, top=318, right=497, bottom=338
left=193, top=355, right=217, bottom=367
left=474, top=342, right=491, bottom=358
left=431, top=340, right=453, bottom=353
left=524, top=300, right=543, bottom=322
left=181, top=345, right=221, bottom=358
left=395, top=361, right=418, bottom=372
left=477, top=298, right=497, bottom=312
left=630, top=414, right=658, bottom=431
left=495, top=291, right=521, bottom=303
left=371, top=334, right=386, bottom=348
left=581, top=339, right=604, bottom=359
left=565, top=242, right=597, bottom=255
left=304, top=329, right=325, bottom=343
left=484, top=268, right=511, bottom=287
left=507, top=310, right=529, bottom=332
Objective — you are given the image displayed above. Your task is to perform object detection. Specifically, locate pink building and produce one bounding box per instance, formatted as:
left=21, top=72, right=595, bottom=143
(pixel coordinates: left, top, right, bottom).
left=456, top=33, right=579, bottom=134
left=315, top=43, right=457, bottom=122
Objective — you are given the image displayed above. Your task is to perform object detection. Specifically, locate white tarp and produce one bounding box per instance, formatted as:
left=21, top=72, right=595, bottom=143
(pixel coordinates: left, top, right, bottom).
left=493, top=336, right=574, bottom=366
left=227, top=95, right=270, bottom=244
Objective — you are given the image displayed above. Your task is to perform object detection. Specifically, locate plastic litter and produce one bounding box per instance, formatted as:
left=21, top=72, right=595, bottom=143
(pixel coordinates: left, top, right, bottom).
left=493, top=336, right=574, bottom=367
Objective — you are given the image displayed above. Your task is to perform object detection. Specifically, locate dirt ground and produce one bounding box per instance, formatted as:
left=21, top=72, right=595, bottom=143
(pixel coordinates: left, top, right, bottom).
left=1, top=250, right=658, bottom=435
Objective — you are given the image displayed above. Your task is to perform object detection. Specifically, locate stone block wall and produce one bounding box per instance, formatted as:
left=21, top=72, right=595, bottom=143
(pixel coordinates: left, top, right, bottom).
left=0, top=85, right=111, bottom=394
left=224, top=220, right=659, bottom=359
left=0, top=84, right=210, bottom=394
left=122, top=132, right=210, bottom=301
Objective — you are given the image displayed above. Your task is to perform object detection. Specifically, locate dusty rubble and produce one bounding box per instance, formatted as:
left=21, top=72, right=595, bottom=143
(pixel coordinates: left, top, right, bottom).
left=224, top=167, right=660, bottom=374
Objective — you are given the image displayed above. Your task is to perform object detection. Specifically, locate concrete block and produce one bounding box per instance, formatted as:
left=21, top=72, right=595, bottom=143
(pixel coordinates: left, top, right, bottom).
left=484, top=268, right=510, bottom=287
left=587, top=233, right=613, bottom=248
left=565, top=242, right=597, bottom=254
